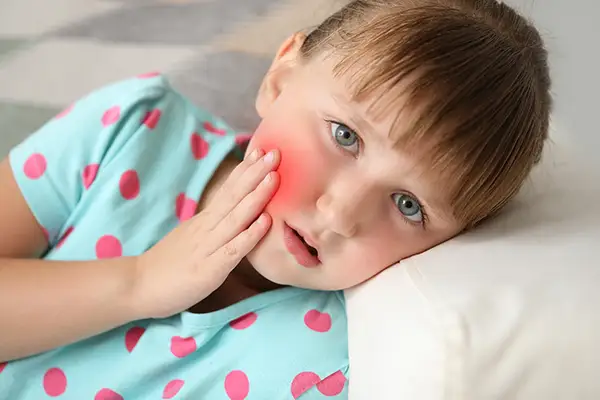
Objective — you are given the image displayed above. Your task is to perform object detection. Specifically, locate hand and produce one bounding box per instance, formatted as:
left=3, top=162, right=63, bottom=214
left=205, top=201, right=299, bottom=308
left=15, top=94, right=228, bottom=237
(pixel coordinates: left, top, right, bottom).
left=132, top=148, right=280, bottom=319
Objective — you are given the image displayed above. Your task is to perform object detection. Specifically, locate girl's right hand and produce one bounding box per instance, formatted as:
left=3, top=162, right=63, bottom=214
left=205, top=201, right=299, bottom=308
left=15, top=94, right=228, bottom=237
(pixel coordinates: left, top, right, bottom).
left=132, top=148, right=280, bottom=319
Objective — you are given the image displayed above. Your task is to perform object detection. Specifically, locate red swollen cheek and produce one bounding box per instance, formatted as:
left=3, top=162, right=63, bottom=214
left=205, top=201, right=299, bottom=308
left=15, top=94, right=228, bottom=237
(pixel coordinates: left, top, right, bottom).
left=252, top=130, right=311, bottom=214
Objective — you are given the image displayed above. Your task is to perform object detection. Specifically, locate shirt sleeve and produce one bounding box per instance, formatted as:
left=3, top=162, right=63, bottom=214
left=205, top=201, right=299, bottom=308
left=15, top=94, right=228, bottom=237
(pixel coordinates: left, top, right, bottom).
left=296, top=368, right=350, bottom=399
left=8, top=75, right=170, bottom=246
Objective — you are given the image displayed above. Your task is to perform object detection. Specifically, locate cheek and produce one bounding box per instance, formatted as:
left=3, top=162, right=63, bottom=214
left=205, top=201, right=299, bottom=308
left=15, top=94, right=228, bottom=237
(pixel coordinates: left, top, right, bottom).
left=250, top=124, right=326, bottom=215
left=357, top=223, right=434, bottom=274
left=350, top=225, right=407, bottom=277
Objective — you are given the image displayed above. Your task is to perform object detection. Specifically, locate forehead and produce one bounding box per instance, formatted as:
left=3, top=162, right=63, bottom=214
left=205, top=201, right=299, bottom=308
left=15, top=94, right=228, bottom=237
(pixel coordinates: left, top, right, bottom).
left=302, top=53, right=425, bottom=132
left=306, top=56, right=438, bottom=157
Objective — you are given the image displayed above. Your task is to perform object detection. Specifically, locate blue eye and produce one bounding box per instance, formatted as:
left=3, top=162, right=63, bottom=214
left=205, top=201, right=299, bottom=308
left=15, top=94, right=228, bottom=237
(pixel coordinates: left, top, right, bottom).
left=330, top=122, right=359, bottom=153
left=392, top=193, right=423, bottom=222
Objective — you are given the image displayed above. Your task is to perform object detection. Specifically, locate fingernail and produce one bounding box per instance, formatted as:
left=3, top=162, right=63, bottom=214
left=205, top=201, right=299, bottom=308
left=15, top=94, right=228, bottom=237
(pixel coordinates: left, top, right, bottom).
left=264, top=150, right=275, bottom=164
left=248, top=149, right=260, bottom=162
left=262, top=172, right=272, bottom=184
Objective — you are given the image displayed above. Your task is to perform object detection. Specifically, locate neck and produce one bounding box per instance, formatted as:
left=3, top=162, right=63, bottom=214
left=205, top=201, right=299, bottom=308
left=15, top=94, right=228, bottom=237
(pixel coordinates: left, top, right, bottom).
left=232, top=257, right=284, bottom=293
left=187, top=258, right=283, bottom=314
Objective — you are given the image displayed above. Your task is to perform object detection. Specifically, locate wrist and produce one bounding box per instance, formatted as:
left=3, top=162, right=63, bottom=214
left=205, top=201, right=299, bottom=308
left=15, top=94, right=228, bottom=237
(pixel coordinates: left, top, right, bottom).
left=115, top=255, right=147, bottom=321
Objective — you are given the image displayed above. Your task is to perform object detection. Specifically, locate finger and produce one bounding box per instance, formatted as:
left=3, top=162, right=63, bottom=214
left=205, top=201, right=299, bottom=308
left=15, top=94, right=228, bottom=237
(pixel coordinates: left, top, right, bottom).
left=224, top=147, right=265, bottom=184
left=205, top=148, right=264, bottom=209
left=205, top=149, right=280, bottom=230
left=226, top=149, right=280, bottom=210
left=209, top=213, right=272, bottom=278
left=189, top=148, right=263, bottom=230
left=208, top=170, right=278, bottom=251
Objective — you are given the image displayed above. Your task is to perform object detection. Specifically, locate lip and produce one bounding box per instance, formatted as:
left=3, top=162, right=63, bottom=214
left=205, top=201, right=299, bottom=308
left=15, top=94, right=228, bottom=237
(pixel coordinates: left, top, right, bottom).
left=292, top=227, right=320, bottom=251
left=283, top=222, right=321, bottom=268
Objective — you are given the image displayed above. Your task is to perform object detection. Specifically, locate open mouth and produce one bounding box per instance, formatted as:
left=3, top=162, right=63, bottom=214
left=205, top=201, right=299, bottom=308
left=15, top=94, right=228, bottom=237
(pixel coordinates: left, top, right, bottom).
left=283, top=223, right=321, bottom=268
left=292, top=228, right=319, bottom=258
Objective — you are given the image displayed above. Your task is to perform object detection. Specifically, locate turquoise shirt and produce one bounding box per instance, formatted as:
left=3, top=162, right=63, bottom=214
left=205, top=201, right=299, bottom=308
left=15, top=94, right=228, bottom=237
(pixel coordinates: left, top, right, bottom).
left=1, top=75, right=348, bottom=399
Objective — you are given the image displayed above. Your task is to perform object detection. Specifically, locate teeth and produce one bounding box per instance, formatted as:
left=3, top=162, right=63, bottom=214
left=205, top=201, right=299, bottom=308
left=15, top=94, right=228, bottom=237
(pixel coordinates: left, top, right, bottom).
left=301, top=237, right=318, bottom=257
left=293, top=229, right=318, bottom=257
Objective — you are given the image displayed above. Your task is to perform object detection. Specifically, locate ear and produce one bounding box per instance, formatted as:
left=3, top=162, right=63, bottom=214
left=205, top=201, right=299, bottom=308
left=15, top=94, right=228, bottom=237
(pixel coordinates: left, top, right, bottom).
left=255, top=32, right=307, bottom=118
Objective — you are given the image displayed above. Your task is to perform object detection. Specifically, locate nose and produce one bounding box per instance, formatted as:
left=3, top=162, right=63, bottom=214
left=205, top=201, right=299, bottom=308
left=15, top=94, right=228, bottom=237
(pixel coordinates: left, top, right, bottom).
left=316, top=177, right=375, bottom=238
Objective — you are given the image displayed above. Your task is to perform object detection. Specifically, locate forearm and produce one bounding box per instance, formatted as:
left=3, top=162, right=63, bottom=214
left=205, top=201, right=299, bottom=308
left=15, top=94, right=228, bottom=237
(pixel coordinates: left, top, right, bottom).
left=0, top=256, right=139, bottom=362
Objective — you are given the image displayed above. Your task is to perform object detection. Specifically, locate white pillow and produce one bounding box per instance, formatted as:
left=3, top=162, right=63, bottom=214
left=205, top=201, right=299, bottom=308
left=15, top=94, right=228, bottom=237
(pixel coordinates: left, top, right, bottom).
left=345, top=131, right=600, bottom=399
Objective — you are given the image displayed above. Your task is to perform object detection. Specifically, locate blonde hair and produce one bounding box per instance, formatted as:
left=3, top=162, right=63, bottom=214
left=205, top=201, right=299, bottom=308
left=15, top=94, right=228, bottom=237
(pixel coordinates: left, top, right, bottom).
left=300, top=0, right=552, bottom=228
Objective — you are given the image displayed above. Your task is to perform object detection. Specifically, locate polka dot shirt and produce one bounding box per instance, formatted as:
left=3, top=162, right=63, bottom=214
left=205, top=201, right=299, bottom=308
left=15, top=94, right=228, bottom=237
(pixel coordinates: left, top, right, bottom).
left=1, top=74, right=349, bottom=399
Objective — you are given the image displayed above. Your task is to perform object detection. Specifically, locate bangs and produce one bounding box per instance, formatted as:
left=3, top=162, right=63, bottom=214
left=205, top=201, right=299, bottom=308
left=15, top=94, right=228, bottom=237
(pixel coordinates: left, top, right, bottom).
left=319, top=5, right=547, bottom=226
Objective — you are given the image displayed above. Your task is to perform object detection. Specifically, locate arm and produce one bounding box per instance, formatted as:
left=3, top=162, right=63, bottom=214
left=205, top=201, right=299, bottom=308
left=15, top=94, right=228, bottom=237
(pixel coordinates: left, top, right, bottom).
left=0, top=76, right=170, bottom=361
left=0, top=159, right=140, bottom=362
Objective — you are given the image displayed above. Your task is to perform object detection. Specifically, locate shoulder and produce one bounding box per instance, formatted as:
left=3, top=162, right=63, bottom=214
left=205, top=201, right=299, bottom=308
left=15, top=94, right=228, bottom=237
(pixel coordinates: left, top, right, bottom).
left=65, top=72, right=213, bottom=128
left=47, top=72, right=236, bottom=157
left=79, top=72, right=172, bottom=104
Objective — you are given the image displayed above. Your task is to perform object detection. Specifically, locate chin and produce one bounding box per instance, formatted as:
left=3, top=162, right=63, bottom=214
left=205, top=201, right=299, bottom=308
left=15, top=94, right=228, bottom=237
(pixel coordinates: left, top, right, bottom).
left=245, top=241, right=309, bottom=288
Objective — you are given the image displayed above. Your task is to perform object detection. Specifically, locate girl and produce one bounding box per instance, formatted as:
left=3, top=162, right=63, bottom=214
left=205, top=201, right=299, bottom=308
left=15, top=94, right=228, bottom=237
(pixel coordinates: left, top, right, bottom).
left=0, top=0, right=551, bottom=398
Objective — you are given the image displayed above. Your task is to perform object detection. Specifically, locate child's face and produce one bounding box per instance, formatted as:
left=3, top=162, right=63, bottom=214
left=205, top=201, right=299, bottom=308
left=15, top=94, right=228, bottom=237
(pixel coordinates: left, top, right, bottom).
left=243, top=35, right=464, bottom=291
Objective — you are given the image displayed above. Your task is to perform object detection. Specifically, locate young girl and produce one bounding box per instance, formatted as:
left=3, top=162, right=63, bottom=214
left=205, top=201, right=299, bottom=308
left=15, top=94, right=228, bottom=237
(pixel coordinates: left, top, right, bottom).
left=0, top=0, right=550, bottom=398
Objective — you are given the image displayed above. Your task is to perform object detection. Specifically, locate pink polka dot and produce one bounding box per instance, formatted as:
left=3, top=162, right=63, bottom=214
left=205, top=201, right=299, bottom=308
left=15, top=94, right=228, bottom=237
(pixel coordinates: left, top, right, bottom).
left=43, top=367, right=67, bottom=397
left=94, top=388, right=123, bottom=400
left=175, top=193, right=197, bottom=222
left=137, top=71, right=161, bottom=79
left=229, top=312, right=257, bottom=330
left=190, top=132, right=210, bottom=160
left=119, top=170, right=140, bottom=200
left=55, top=104, right=74, bottom=119
left=170, top=336, right=197, bottom=358
left=82, top=163, right=100, bottom=189
left=163, top=379, right=185, bottom=399
left=304, top=310, right=332, bottom=333
left=102, top=106, right=121, bottom=127
left=23, top=153, right=47, bottom=179
left=291, top=372, right=320, bottom=399
left=96, top=235, right=123, bottom=259
left=316, top=370, right=346, bottom=396
left=56, top=226, right=74, bottom=249
left=125, top=326, right=146, bottom=353
left=0, top=362, right=6, bottom=373
left=203, top=121, right=226, bottom=136
left=224, top=370, right=249, bottom=400
left=142, top=109, right=161, bottom=129
left=234, top=133, right=253, bottom=147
